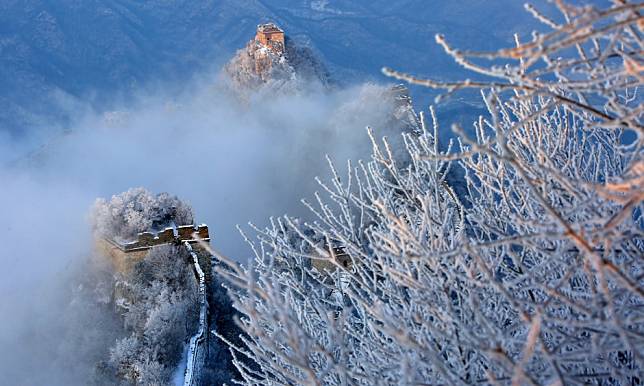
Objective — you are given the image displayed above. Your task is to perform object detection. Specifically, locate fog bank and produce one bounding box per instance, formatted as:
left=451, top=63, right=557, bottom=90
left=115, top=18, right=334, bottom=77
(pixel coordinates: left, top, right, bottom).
left=0, top=76, right=411, bottom=384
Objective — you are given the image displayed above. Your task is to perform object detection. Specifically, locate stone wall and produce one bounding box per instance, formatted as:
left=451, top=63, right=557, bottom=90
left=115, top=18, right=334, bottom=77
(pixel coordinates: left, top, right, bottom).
left=97, top=224, right=211, bottom=274
left=255, top=23, right=285, bottom=55
left=310, top=247, right=352, bottom=273
left=182, top=241, right=209, bottom=386
left=95, top=224, right=215, bottom=383
left=257, top=31, right=284, bottom=46
left=95, top=237, right=149, bottom=274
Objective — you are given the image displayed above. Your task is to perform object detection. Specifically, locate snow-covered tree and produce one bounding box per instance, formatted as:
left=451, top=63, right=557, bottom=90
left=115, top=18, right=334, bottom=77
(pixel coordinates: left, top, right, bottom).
left=109, top=245, right=199, bottom=385
left=92, top=187, right=194, bottom=241
left=218, top=2, right=643, bottom=385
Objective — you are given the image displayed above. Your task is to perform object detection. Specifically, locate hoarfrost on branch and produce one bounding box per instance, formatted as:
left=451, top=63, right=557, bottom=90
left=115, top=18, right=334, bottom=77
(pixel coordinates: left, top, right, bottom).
left=218, top=2, right=643, bottom=385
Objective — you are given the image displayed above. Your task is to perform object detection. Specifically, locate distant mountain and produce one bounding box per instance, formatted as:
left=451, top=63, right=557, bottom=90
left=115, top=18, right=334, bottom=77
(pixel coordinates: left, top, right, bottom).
left=0, top=0, right=581, bottom=136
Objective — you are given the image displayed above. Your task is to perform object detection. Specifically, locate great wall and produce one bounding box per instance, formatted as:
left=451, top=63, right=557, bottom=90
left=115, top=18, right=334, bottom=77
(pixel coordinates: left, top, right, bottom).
left=93, top=24, right=296, bottom=384
left=97, top=224, right=212, bottom=385
left=183, top=241, right=209, bottom=386
left=96, top=224, right=210, bottom=274
left=256, top=23, right=285, bottom=54
left=92, top=22, right=418, bottom=385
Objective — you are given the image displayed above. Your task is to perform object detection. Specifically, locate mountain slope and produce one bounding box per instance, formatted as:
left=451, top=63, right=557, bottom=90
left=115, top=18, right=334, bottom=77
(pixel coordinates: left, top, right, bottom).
left=0, top=0, right=578, bottom=136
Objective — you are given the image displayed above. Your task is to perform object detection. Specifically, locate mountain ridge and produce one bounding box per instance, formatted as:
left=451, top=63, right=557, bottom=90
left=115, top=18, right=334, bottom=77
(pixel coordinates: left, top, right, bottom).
left=0, top=0, right=566, bottom=136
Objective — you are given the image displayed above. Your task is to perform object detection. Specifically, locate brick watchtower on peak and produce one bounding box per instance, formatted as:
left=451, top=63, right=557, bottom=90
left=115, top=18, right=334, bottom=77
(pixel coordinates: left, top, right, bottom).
left=255, top=23, right=285, bottom=54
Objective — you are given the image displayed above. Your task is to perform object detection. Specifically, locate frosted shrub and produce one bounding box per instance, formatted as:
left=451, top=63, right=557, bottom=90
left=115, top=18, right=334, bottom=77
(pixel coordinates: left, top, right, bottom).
left=109, top=245, right=199, bottom=384
left=219, top=2, right=643, bottom=385
left=92, top=187, right=194, bottom=241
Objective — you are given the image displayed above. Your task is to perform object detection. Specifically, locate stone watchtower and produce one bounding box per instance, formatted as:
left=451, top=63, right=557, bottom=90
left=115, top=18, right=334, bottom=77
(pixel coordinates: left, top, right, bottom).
left=255, top=23, right=285, bottom=54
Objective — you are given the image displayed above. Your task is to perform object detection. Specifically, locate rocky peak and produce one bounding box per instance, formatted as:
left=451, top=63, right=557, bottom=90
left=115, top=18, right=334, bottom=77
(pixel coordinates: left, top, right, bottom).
left=223, top=23, right=331, bottom=94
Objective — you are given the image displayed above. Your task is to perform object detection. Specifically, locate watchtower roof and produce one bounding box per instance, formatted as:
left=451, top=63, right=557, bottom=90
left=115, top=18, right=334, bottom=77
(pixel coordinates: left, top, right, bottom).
left=257, top=23, right=283, bottom=34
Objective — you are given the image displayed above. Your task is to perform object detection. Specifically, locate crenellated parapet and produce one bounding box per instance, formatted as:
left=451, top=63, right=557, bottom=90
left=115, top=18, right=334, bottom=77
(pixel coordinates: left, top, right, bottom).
left=97, top=224, right=211, bottom=274
left=111, top=224, right=210, bottom=252
left=95, top=222, right=214, bottom=384
left=255, top=23, right=285, bottom=54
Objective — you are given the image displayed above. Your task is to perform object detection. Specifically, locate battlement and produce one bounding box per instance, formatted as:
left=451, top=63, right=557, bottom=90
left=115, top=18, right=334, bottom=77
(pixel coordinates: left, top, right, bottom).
left=97, top=224, right=211, bottom=274
left=108, top=224, right=210, bottom=251
left=255, top=23, right=285, bottom=53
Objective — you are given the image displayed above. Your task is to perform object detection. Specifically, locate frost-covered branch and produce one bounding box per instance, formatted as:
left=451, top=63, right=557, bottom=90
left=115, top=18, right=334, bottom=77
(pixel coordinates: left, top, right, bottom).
left=219, top=2, right=643, bottom=385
